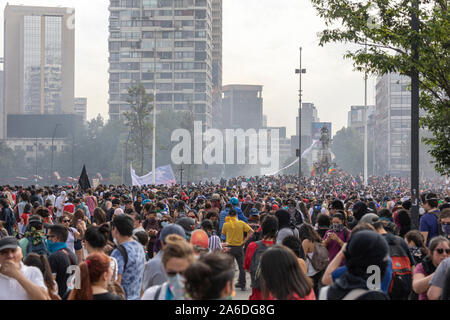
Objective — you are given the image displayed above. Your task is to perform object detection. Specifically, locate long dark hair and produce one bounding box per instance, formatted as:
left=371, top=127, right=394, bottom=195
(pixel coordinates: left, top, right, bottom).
left=397, top=209, right=411, bottom=237
left=23, top=253, right=60, bottom=300
left=260, top=245, right=313, bottom=300
left=184, top=252, right=235, bottom=300
left=298, top=223, right=322, bottom=243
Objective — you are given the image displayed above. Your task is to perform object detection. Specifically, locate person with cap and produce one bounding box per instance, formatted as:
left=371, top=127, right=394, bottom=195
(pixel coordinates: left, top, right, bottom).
left=176, top=216, right=196, bottom=241
left=420, top=192, right=440, bottom=247
left=319, top=230, right=390, bottom=300
left=247, top=208, right=260, bottom=232
left=190, top=229, right=210, bottom=257
left=19, top=215, right=48, bottom=257
left=0, top=236, right=50, bottom=300
left=348, top=201, right=368, bottom=230
left=141, top=223, right=186, bottom=294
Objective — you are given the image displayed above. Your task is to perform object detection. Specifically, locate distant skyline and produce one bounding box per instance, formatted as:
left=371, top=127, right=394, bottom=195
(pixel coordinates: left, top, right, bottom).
left=0, top=0, right=376, bottom=137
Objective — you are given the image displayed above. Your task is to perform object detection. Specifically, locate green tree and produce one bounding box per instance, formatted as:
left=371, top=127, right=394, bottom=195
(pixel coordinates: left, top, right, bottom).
left=311, top=0, right=449, bottom=174
left=123, top=83, right=153, bottom=176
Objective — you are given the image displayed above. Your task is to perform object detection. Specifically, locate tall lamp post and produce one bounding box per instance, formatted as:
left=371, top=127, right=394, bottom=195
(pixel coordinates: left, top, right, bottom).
left=410, top=0, right=420, bottom=230
left=295, top=47, right=306, bottom=176
left=50, top=123, right=61, bottom=186
left=363, top=42, right=368, bottom=187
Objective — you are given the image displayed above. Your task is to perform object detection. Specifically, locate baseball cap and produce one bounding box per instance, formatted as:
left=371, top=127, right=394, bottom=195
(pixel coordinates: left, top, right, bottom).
left=272, top=204, right=279, bottom=211
left=230, top=197, right=239, bottom=205
left=176, top=217, right=195, bottom=235
left=0, top=237, right=19, bottom=252
left=250, top=208, right=259, bottom=216
left=358, top=213, right=380, bottom=226
left=160, top=224, right=186, bottom=244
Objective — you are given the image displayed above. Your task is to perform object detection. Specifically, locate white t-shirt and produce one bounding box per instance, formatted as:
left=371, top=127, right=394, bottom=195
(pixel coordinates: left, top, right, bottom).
left=141, top=282, right=169, bottom=300
left=0, top=263, right=47, bottom=300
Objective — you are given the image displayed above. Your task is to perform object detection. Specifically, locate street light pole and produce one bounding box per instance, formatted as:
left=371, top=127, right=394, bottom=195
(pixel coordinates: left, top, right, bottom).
left=410, top=0, right=420, bottom=230
left=152, top=38, right=157, bottom=185
left=364, top=41, right=368, bottom=187
left=295, top=47, right=306, bottom=177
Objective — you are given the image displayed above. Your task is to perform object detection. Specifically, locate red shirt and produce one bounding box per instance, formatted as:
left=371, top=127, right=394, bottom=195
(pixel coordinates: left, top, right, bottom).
left=21, top=212, right=31, bottom=225
left=268, top=289, right=316, bottom=300
left=245, top=239, right=275, bottom=301
left=63, top=203, right=75, bottom=214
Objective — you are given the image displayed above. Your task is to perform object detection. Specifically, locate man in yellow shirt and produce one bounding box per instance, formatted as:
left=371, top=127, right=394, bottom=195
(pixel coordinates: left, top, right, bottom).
left=222, top=208, right=254, bottom=291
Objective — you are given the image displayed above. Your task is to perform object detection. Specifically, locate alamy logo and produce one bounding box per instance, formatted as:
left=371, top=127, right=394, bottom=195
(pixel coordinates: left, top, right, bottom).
left=66, top=8, right=75, bottom=30
left=171, top=121, right=280, bottom=175
left=366, top=265, right=381, bottom=290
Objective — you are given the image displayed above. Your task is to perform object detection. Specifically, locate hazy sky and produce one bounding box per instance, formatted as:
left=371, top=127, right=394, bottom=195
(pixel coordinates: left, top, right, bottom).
left=0, top=0, right=376, bottom=137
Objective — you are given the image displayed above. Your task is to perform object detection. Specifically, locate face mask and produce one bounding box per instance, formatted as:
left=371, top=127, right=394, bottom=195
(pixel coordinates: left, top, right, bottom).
left=161, top=221, right=169, bottom=228
left=331, top=223, right=344, bottom=233
left=167, top=274, right=185, bottom=300
left=442, top=224, right=450, bottom=235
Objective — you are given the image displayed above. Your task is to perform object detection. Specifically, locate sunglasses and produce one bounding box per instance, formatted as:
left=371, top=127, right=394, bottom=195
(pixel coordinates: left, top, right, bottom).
left=166, top=271, right=185, bottom=277
left=435, top=248, right=450, bottom=254
left=63, top=220, right=71, bottom=223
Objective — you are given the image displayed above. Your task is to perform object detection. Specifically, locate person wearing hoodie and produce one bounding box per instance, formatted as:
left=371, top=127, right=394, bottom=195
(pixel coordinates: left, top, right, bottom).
left=319, top=230, right=390, bottom=300
left=219, top=198, right=248, bottom=241
left=275, top=209, right=299, bottom=244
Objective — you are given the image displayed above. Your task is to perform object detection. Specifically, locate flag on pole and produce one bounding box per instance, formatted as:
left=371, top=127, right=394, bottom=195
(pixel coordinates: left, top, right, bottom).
left=78, top=165, right=91, bottom=192
left=328, top=166, right=336, bottom=174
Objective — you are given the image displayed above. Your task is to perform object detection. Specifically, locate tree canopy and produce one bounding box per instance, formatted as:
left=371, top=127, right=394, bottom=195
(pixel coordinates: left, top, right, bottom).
left=311, top=0, right=449, bottom=174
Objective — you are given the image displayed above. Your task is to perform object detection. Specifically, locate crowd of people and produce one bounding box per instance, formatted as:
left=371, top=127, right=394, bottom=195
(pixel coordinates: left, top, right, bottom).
left=0, top=172, right=449, bottom=300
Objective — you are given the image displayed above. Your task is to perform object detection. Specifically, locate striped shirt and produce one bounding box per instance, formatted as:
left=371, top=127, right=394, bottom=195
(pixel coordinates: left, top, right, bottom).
left=209, top=234, right=223, bottom=252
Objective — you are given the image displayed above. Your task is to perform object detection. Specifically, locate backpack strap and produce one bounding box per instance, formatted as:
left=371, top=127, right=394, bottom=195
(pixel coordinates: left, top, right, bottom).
left=154, top=285, right=162, bottom=301
left=61, top=248, right=75, bottom=265
left=342, top=289, right=369, bottom=300
left=116, top=244, right=129, bottom=271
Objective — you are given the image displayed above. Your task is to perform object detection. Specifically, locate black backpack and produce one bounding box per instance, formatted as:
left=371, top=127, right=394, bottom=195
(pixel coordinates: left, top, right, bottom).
left=249, top=241, right=269, bottom=290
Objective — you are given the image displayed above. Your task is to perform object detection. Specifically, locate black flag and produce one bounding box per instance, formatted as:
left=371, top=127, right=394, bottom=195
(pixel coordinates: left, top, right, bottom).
left=78, top=165, right=91, bottom=192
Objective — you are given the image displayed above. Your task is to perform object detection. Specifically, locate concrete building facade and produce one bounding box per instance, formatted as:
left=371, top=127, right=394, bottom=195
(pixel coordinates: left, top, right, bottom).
left=74, top=97, right=87, bottom=123
left=347, top=105, right=375, bottom=135
left=374, top=73, right=412, bottom=176
left=222, top=84, right=263, bottom=130
left=108, top=0, right=215, bottom=130
left=3, top=5, right=75, bottom=138
left=211, top=0, right=222, bottom=129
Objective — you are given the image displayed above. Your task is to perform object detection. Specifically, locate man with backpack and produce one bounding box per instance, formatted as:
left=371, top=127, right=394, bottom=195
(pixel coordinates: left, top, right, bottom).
left=244, top=215, right=278, bottom=300
left=19, top=216, right=48, bottom=257
left=374, top=219, right=416, bottom=300
left=110, top=214, right=146, bottom=300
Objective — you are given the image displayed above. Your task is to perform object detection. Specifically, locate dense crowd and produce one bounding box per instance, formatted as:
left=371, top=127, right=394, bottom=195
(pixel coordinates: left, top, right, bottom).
left=0, top=172, right=449, bottom=300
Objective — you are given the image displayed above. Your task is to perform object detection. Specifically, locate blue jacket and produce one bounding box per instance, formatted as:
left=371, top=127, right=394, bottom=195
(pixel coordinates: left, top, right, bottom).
left=219, top=206, right=248, bottom=241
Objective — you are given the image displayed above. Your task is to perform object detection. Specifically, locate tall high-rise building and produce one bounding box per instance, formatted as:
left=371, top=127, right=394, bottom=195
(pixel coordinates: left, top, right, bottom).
left=211, top=0, right=222, bottom=129
left=347, top=105, right=375, bottom=134
left=74, top=97, right=88, bottom=123
left=108, top=0, right=215, bottom=130
left=375, top=73, right=412, bottom=176
left=0, top=68, right=4, bottom=139
left=222, top=84, right=263, bottom=129
left=3, top=5, right=75, bottom=124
